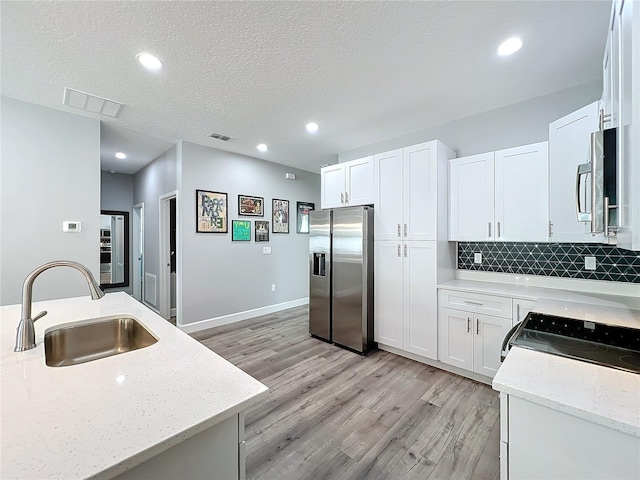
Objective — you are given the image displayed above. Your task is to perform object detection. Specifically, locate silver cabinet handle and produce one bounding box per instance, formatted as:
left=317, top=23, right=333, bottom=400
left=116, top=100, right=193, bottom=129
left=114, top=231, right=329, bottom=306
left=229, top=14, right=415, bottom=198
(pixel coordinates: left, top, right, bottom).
left=467, top=317, right=471, bottom=333
left=404, top=224, right=407, bottom=236
left=476, top=318, right=479, bottom=335
left=397, top=244, right=401, bottom=257
left=488, top=222, right=492, bottom=238
left=397, top=224, right=401, bottom=237
left=404, top=244, right=407, bottom=257
left=464, top=301, right=483, bottom=306
left=345, top=191, right=349, bottom=204
left=517, top=304, right=521, bottom=321
left=497, top=221, right=501, bottom=238
left=341, top=192, right=344, bottom=205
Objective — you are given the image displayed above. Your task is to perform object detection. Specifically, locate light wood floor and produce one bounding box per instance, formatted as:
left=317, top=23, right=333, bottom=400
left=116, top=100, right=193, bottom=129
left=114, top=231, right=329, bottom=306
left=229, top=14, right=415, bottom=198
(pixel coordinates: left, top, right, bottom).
left=191, top=306, right=500, bottom=480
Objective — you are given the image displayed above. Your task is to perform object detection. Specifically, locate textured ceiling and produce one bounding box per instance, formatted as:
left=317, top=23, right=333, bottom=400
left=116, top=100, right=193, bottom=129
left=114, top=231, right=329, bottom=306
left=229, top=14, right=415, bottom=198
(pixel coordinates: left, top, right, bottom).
left=1, top=1, right=610, bottom=174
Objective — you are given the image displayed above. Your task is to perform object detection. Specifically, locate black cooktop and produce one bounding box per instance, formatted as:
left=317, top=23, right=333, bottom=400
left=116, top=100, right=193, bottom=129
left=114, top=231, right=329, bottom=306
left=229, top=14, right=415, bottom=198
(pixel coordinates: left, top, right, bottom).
left=510, top=312, right=640, bottom=374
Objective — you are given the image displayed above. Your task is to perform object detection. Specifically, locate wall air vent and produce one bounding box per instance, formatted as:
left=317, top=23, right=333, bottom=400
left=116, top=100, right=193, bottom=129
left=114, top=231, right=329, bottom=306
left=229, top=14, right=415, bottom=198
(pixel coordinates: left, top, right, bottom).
left=207, top=132, right=232, bottom=142
left=62, top=87, right=124, bottom=118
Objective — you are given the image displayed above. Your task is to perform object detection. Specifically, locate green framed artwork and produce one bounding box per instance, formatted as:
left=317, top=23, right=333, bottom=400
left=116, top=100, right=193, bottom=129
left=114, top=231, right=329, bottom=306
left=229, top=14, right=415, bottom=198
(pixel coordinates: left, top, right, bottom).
left=232, top=220, right=251, bottom=241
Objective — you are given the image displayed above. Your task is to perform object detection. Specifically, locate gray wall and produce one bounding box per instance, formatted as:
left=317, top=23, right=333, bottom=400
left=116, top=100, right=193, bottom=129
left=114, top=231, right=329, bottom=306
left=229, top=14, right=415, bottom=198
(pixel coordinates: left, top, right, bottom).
left=133, top=145, right=178, bottom=308
left=101, top=171, right=134, bottom=294
left=339, top=80, right=602, bottom=161
left=180, top=141, right=321, bottom=325
left=1, top=97, right=100, bottom=305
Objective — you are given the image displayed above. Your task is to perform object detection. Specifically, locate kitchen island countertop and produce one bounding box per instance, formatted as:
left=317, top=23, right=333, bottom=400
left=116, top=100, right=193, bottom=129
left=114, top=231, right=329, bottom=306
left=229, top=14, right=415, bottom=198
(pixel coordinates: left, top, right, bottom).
left=0, top=292, right=268, bottom=479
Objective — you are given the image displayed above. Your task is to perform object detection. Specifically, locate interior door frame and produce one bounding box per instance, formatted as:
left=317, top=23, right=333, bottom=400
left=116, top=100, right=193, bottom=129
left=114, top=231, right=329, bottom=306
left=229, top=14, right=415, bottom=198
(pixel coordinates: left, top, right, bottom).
left=159, top=191, right=178, bottom=321
left=132, top=203, right=144, bottom=303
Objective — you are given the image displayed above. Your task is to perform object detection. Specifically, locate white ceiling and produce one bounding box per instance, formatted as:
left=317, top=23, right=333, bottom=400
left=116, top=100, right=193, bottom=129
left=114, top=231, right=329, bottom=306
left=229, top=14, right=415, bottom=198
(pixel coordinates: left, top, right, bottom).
left=1, top=1, right=611, bottom=174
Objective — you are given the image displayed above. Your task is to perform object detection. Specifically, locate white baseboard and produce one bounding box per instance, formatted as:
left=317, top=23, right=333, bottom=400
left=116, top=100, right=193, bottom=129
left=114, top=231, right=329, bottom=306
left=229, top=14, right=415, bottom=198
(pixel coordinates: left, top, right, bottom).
left=179, top=297, right=309, bottom=334
left=378, top=343, right=493, bottom=386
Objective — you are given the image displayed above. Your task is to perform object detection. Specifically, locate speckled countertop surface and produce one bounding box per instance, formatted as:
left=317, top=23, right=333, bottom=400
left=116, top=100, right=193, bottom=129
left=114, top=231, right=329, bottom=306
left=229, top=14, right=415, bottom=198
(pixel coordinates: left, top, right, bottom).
left=0, top=292, right=269, bottom=480
left=492, top=299, right=640, bottom=437
left=494, top=346, right=640, bottom=437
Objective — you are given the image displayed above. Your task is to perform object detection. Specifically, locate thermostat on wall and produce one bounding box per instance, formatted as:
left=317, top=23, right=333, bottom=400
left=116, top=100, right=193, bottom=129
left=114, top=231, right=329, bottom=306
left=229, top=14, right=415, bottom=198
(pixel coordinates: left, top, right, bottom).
left=63, top=221, right=81, bottom=232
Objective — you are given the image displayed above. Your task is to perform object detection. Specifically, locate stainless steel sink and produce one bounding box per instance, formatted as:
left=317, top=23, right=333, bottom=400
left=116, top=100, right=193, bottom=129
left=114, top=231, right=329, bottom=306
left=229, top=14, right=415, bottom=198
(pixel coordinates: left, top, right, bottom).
left=45, top=316, right=158, bottom=367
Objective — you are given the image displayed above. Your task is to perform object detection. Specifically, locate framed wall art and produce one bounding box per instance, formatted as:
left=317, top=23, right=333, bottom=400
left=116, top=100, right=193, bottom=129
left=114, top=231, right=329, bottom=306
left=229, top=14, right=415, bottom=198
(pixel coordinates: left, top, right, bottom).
left=196, top=190, right=227, bottom=233
left=272, top=199, right=289, bottom=233
left=238, top=195, right=264, bottom=217
left=255, top=220, right=269, bottom=242
left=232, top=220, right=251, bottom=241
left=296, top=201, right=315, bottom=234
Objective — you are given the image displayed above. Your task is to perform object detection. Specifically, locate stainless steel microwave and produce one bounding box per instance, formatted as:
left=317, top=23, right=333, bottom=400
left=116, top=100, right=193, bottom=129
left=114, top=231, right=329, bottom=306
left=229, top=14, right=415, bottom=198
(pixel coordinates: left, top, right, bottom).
left=576, top=127, right=617, bottom=236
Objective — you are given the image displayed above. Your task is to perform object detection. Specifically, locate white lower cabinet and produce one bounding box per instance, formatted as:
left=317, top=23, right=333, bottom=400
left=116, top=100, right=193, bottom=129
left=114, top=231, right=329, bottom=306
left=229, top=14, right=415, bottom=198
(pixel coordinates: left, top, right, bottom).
left=438, top=289, right=513, bottom=378
left=375, top=240, right=438, bottom=359
left=438, top=307, right=511, bottom=377
left=502, top=395, right=639, bottom=480
left=512, top=298, right=537, bottom=324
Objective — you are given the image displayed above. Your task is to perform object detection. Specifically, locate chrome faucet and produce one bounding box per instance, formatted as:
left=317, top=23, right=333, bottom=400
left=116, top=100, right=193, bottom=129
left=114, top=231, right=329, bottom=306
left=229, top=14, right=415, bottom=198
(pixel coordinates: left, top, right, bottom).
left=15, top=260, right=105, bottom=352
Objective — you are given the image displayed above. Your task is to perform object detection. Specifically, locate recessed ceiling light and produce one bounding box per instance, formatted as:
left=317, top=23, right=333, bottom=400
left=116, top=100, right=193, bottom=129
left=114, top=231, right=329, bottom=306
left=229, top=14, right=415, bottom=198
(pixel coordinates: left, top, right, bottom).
left=115, top=152, right=127, bottom=159
left=136, top=52, right=163, bottom=71
left=257, top=143, right=268, bottom=153
left=497, top=37, right=522, bottom=57
left=306, top=122, right=319, bottom=134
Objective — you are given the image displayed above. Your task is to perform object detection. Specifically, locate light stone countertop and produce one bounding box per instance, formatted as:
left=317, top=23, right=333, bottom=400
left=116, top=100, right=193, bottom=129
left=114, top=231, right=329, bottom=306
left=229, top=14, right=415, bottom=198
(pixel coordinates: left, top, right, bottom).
left=493, top=346, right=640, bottom=437
left=0, top=292, right=269, bottom=480
left=438, top=279, right=640, bottom=311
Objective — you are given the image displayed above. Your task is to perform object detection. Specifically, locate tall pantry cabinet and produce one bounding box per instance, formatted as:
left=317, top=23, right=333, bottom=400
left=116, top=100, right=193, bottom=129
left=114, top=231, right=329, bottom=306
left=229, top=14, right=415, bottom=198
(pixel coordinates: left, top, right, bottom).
left=373, top=141, right=456, bottom=360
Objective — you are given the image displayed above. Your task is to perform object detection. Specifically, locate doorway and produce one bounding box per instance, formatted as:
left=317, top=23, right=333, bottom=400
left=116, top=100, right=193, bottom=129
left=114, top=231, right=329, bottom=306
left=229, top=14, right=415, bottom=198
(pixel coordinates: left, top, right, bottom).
left=132, top=203, right=144, bottom=302
left=159, top=191, right=178, bottom=322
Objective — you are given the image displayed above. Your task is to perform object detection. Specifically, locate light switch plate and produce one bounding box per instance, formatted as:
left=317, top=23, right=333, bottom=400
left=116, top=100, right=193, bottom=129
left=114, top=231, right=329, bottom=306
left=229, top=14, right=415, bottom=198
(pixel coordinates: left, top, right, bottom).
left=63, top=221, right=81, bottom=232
left=262, top=247, right=272, bottom=255
left=585, top=256, right=597, bottom=270
left=474, top=253, right=482, bottom=264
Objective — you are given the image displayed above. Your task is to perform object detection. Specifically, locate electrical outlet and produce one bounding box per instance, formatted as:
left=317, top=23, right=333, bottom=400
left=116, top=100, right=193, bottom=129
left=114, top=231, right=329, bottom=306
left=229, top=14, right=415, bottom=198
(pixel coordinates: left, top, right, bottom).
left=474, top=253, right=482, bottom=264
left=271, top=284, right=276, bottom=292
left=585, top=256, right=597, bottom=270
left=262, top=246, right=272, bottom=255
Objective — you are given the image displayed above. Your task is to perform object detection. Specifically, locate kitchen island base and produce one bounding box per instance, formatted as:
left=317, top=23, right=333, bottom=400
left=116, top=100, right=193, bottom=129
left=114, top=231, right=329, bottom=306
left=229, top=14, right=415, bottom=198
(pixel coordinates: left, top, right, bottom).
left=115, top=413, right=244, bottom=480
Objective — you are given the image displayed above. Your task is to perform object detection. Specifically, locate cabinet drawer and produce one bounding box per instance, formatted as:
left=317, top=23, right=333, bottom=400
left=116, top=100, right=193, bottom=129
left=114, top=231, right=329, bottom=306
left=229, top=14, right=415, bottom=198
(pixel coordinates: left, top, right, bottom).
left=438, top=289, right=512, bottom=318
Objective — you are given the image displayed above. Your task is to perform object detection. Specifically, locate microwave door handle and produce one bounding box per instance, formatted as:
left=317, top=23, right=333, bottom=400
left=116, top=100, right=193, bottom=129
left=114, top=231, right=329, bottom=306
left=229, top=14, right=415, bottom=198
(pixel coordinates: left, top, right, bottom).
left=575, top=163, right=592, bottom=222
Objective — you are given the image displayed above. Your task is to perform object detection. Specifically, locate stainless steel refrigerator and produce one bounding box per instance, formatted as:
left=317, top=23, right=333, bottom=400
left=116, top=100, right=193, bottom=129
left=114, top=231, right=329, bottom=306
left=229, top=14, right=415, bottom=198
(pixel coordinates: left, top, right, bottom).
left=309, top=206, right=374, bottom=354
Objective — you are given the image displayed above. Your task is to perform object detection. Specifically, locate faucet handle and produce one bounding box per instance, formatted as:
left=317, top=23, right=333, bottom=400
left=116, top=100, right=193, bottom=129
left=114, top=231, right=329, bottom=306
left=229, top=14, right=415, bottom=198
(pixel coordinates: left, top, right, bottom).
left=32, top=311, right=47, bottom=322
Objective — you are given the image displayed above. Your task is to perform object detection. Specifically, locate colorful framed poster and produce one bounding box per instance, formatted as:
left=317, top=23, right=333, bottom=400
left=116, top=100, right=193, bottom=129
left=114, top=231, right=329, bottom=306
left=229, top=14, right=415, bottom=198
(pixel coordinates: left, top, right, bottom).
left=255, top=220, right=269, bottom=242
left=196, top=190, right=227, bottom=233
left=232, top=220, right=251, bottom=241
left=272, top=199, right=289, bottom=233
left=296, top=201, right=315, bottom=233
left=238, top=195, right=264, bottom=217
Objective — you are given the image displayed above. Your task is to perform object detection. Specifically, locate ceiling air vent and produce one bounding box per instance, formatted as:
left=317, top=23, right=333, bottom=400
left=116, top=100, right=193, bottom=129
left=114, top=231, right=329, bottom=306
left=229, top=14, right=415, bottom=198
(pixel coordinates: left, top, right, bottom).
left=208, top=132, right=232, bottom=142
left=62, top=88, right=124, bottom=118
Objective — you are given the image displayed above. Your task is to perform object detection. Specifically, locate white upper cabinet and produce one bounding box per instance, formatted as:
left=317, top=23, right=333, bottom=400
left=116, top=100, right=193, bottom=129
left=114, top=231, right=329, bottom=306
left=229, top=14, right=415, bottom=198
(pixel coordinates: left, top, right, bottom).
left=616, top=0, right=640, bottom=250
left=449, top=142, right=548, bottom=242
left=449, top=152, right=495, bottom=241
left=373, top=149, right=403, bottom=240
left=320, top=156, right=373, bottom=209
left=548, top=101, right=603, bottom=243
left=494, top=142, right=549, bottom=242
left=375, top=141, right=454, bottom=241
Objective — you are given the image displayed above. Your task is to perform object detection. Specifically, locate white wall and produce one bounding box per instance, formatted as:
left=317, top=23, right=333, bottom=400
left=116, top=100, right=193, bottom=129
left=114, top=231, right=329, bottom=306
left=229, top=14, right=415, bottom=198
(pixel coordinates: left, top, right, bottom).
left=0, top=97, right=100, bottom=305
left=179, top=141, right=320, bottom=326
left=133, top=145, right=178, bottom=309
left=338, top=80, right=602, bottom=161
left=101, top=171, right=134, bottom=294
